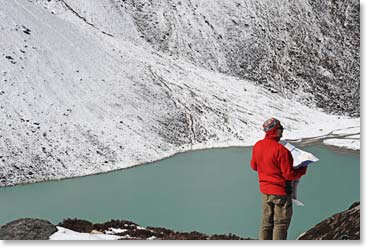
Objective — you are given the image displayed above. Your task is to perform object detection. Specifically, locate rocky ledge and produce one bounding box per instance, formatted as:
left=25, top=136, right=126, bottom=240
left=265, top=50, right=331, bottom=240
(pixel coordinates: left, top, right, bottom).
left=0, top=218, right=250, bottom=240
left=297, top=202, right=360, bottom=240
left=57, top=218, right=250, bottom=240
left=0, top=202, right=359, bottom=240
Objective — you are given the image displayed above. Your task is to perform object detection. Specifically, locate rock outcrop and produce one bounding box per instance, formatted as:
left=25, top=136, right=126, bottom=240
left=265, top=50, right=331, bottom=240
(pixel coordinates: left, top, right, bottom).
left=58, top=218, right=251, bottom=240
left=0, top=218, right=57, bottom=240
left=0, top=204, right=361, bottom=241
left=297, top=202, right=360, bottom=240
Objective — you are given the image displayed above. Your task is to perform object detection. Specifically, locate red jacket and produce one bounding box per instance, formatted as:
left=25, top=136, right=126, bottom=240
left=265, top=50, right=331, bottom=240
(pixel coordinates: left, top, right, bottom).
left=250, top=129, right=307, bottom=195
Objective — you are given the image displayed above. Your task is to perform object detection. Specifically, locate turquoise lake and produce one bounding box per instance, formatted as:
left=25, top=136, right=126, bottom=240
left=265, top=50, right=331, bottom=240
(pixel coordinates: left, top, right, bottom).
left=0, top=145, right=360, bottom=240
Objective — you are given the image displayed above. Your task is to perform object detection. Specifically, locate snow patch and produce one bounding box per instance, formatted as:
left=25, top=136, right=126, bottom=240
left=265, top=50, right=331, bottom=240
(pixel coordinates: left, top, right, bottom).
left=323, top=138, right=360, bottom=150
left=104, top=227, right=127, bottom=235
left=49, top=226, right=121, bottom=240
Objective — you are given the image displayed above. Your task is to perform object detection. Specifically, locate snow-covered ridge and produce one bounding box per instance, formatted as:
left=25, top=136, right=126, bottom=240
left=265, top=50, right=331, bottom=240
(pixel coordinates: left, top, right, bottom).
left=0, top=0, right=360, bottom=187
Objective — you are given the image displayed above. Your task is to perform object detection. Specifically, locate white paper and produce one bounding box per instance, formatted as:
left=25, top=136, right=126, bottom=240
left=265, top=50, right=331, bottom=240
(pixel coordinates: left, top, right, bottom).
left=283, top=142, right=319, bottom=206
left=284, top=142, right=319, bottom=168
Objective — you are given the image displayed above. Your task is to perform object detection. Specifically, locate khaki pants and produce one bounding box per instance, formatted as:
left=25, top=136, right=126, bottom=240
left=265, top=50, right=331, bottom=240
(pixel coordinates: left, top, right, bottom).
left=259, top=193, right=293, bottom=240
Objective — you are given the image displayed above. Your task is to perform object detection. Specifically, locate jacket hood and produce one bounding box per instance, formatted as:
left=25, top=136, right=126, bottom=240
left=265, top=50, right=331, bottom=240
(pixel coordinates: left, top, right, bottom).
left=265, top=128, right=280, bottom=141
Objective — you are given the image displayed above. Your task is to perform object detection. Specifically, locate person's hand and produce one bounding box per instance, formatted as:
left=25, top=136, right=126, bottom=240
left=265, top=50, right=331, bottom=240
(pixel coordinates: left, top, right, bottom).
left=300, top=160, right=312, bottom=167
left=299, top=166, right=307, bottom=175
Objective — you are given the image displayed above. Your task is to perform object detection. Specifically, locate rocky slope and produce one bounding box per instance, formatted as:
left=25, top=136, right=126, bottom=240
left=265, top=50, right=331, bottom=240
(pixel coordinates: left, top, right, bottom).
left=57, top=218, right=251, bottom=240
left=297, top=202, right=360, bottom=240
left=0, top=0, right=360, bottom=187
left=0, top=218, right=251, bottom=240
left=0, top=202, right=360, bottom=240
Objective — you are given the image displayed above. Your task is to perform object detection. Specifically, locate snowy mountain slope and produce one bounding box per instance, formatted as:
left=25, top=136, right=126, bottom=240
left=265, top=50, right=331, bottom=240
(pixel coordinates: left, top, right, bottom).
left=0, top=0, right=359, bottom=187
left=33, top=0, right=359, bottom=117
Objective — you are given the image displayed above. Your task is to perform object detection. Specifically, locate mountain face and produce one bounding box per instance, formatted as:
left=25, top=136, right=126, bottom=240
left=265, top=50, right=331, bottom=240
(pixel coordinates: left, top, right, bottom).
left=0, top=0, right=359, bottom=187
left=118, top=0, right=360, bottom=117
left=30, top=0, right=360, bottom=117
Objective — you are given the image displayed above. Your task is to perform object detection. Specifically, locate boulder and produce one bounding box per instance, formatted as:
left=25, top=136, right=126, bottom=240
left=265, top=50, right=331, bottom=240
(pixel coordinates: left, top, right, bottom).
left=0, top=218, right=57, bottom=240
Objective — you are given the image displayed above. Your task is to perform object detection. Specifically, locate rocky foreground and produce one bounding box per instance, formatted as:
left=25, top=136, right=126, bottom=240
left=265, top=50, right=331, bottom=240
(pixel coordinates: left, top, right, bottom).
left=297, top=202, right=360, bottom=240
left=0, top=218, right=249, bottom=240
left=0, top=202, right=360, bottom=240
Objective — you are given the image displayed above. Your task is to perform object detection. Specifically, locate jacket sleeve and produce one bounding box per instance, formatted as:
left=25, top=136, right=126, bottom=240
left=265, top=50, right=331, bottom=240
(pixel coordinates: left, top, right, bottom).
left=250, top=147, right=257, bottom=171
left=279, top=147, right=307, bottom=180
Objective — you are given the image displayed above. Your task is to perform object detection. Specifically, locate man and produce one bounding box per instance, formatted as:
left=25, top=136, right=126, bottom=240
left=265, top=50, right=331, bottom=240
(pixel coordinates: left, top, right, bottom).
left=250, top=118, right=307, bottom=240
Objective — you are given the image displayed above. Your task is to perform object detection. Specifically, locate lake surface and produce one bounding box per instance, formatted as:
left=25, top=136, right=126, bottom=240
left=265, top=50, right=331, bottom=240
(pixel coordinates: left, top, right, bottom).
left=0, top=145, right=360, bottom=240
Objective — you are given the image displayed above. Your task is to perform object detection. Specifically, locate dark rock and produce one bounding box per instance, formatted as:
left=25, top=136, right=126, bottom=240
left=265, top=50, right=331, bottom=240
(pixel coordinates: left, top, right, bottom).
left=209, top=233, right=249, bottom=240
left=93, top=219, right=138, bottom=232
left=58, top=218, right=93, bottom=233
left=22, top=25, right=31, bottom=35
left=348, top=201, right=360, bottom=210
left=127, top=229, right=155, bottom=239
left=0, top=218, right=57, bottom=240
left=297, top=202, right=360, bottom=240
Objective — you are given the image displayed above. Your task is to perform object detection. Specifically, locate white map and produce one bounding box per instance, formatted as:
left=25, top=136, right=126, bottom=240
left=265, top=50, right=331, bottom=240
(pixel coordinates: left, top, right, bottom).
left=284, top=143, right=319, bottom=168
left=284, top=142, right=319, bottom=206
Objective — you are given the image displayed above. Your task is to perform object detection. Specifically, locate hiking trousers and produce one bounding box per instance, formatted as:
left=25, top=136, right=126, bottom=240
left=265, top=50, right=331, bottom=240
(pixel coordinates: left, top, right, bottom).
left=259, top=193, right=293, bottom=240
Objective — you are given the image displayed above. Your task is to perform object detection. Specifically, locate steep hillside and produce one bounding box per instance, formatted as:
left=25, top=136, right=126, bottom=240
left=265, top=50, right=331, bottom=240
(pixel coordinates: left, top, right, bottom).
left=30, top=0, right=360, bottom=116
left=0, top=0, right=359, bottom=187
left=38, top=0, right=359, bottom=116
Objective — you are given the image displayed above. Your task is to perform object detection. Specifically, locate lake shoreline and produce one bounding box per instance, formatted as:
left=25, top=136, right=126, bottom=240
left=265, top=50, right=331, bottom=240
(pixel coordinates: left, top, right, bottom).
left=0, top=136, right=359, bottom=189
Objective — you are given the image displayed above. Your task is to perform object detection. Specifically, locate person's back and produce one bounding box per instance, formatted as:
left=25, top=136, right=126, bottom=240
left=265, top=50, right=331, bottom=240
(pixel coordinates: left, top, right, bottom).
left=250, top=118, right=307, bottom=240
